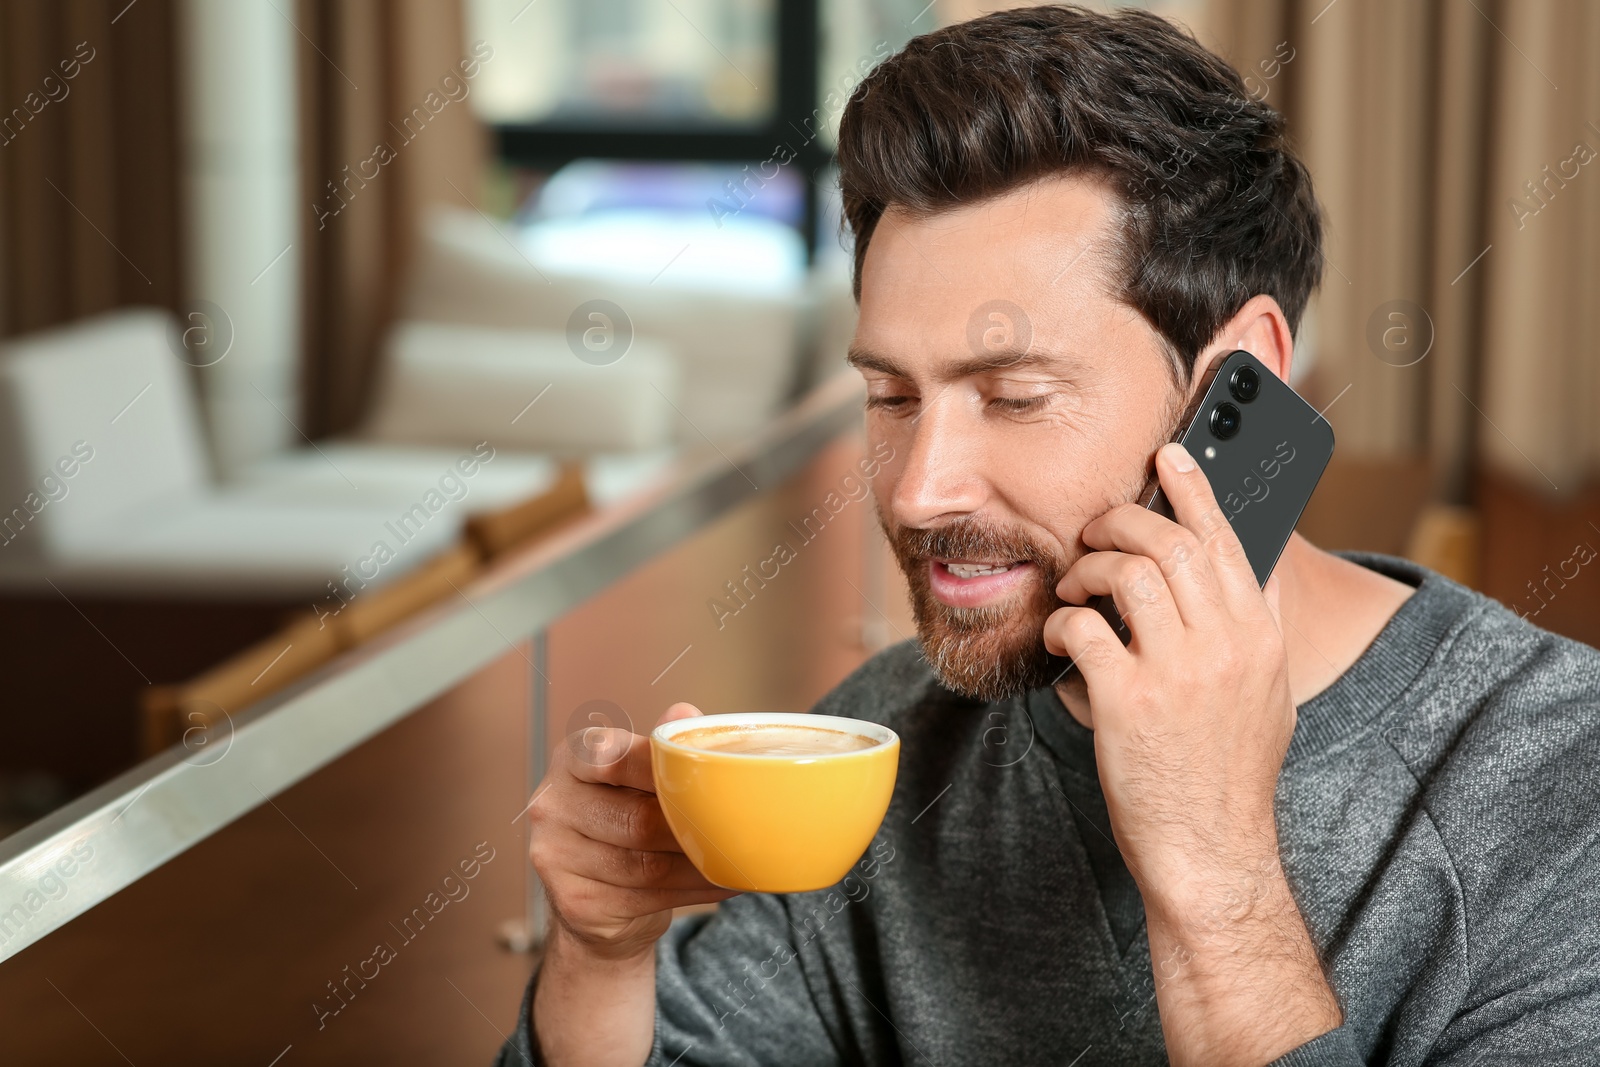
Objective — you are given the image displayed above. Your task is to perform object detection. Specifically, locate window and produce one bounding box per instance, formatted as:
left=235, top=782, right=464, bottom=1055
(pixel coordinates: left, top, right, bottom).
left=470, top=0, right=778, bottom=126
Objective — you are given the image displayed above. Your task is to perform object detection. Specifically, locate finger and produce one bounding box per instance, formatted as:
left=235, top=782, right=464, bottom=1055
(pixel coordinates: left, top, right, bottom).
left=1154, top=442, right=1258, bottom=605
left=549, top=872, right=740, bottom=921
left=563, top=723, right=639, bottom=773
left=1043, top=603, right=1132, bottom=693
left=565, top=704, right=703, bottom=793
left=658, top=701, right=705, bottom=725
left=548, top=825, right=724, bottom=891
left=567, top=729, right=655, bottom=792
left=1079, top=503, right=1223, bottom=626
left=1056, top=550, right=1182, bottom=644
left=555, top=779, right=682, bottom=851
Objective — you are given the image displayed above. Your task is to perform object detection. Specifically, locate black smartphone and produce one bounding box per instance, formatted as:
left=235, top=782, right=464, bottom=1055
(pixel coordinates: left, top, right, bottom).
left=1052, top=349, right=1334, bottom=675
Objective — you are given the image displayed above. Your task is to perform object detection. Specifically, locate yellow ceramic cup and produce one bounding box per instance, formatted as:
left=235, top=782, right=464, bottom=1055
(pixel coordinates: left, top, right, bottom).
left=650, top=712, right=900, bottom=893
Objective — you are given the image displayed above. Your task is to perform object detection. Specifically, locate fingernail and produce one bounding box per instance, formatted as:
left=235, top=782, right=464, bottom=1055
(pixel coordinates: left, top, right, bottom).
left=1163, top=442, right=1196, bottom=472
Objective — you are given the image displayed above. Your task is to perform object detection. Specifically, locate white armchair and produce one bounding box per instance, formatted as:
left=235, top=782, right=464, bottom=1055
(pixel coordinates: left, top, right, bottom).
left=403, top=207, right=808, bottom=445
left=0, top=310, right=559, bottom=598
left=360, top=320, right=681, bottom=454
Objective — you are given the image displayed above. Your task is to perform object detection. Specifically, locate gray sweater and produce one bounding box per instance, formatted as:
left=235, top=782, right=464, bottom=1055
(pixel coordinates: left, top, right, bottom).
left=498, top=555, right=1600, bottom=1065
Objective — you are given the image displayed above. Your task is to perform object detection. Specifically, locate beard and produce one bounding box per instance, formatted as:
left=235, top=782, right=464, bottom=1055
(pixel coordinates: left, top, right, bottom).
left=880, top=509, right=1073, bottom=702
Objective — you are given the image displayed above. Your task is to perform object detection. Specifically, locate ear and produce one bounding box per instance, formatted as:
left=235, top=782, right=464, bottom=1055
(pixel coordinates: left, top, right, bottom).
left=1188, top=294, right=1295, bottom=392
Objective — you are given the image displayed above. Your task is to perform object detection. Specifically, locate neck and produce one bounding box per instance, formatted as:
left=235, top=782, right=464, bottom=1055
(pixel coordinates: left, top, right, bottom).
left=1054, top=535, right=1415, bottom=726
left=1271, top=535, right=1415, bottom=703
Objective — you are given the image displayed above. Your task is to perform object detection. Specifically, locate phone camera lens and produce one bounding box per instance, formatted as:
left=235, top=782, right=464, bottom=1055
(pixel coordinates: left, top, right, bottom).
left=1229, top=365, right=1261, bottom=403
left=1210, top=402, right=1242, bottom=440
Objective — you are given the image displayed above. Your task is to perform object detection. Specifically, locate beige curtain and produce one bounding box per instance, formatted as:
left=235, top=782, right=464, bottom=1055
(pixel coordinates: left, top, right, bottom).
left=1198, top=0, right=1600, bottom=500
left=1478, top=3, right=1600, bottom=495
left=295, top=0, right=486, bottom=439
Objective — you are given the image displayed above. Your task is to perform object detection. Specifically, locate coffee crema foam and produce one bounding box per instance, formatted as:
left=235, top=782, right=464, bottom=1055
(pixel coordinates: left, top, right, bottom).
left=674, top=723, right=880, bottom=757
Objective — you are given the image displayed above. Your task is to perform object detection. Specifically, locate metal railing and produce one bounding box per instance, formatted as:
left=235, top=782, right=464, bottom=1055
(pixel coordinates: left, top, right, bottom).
left=0, top=372, right=865, bottom=963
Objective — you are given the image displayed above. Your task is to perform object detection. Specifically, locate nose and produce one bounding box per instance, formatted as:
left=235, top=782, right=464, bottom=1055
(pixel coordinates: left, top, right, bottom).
left=889, top=389, right=988, bottom=530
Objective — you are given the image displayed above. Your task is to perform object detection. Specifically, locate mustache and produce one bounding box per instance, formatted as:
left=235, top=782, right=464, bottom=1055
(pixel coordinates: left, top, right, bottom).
left=883, top=514, right=1059, bottom=572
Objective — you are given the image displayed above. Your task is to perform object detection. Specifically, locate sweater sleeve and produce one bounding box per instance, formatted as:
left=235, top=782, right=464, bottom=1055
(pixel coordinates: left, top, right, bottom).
left=493, top=964, right=540, bottom=1067
left=494, top=893, right=843, bottom=1067
left=1268, top=1026, right=1364, bottom=1066
left=647, top=893, right=844, bottom=1065
left=1423, top=834, right=1600, bottom=1064
left=1270, top=828, right=1600, bottom=1067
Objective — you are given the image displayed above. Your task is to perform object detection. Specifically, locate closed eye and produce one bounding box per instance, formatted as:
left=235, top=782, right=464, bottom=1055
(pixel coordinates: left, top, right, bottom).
left=865, top=395, right=916, bottom=411
left=989, top=396, right=1050, bottom=413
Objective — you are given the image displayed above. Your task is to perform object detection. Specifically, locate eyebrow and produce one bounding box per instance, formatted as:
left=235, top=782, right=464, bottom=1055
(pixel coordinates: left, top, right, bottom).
left=845, top=345, right=1075, bottom=383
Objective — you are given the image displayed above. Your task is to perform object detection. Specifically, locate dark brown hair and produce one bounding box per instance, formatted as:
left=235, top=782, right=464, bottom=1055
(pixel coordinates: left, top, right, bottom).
left=836, top=4, right=1323, bottom=376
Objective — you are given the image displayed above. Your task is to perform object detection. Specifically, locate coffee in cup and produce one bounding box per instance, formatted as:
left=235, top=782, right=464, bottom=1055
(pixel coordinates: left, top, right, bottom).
left=671, top=723, right=880, bottom=757
left=650, top=712, right=899, bottom=893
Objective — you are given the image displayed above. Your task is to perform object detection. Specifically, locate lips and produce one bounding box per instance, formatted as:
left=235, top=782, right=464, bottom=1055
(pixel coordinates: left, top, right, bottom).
left=927, top=558, right=1037, bottom=609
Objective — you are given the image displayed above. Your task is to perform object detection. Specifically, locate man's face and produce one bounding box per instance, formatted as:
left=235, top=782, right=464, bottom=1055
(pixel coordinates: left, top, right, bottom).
left=851, top=175, right=1186, bottom=701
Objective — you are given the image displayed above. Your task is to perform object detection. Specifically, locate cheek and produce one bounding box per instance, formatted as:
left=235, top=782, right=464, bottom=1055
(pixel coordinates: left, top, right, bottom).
left=869, top=455, right=899, bottom=518
left=993, top=462, right=1097, bottom=559
left=1069, top=375, right=1180, bottom=483
left=865, top=419, right=906, bottom=479
left=990, top=412, right=1155, bottom=554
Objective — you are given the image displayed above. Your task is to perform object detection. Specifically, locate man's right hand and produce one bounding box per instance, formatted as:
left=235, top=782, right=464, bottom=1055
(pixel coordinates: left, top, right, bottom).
left=529, top=701, right=741, bottom=962
left=529, top=702, right=741, bottom=1065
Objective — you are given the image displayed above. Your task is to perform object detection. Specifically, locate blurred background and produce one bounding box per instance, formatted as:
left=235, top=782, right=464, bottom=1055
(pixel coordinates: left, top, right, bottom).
left=0, top=0, right=1597, bottom=1062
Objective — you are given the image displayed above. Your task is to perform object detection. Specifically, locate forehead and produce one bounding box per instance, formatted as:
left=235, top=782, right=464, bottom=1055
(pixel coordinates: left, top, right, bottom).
left=852, top=174, right=1137, bottom=378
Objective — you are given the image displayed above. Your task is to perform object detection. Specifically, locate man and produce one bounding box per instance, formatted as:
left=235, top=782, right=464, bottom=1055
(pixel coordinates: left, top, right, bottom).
left=498, top=6, right=1600, bottom=1065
